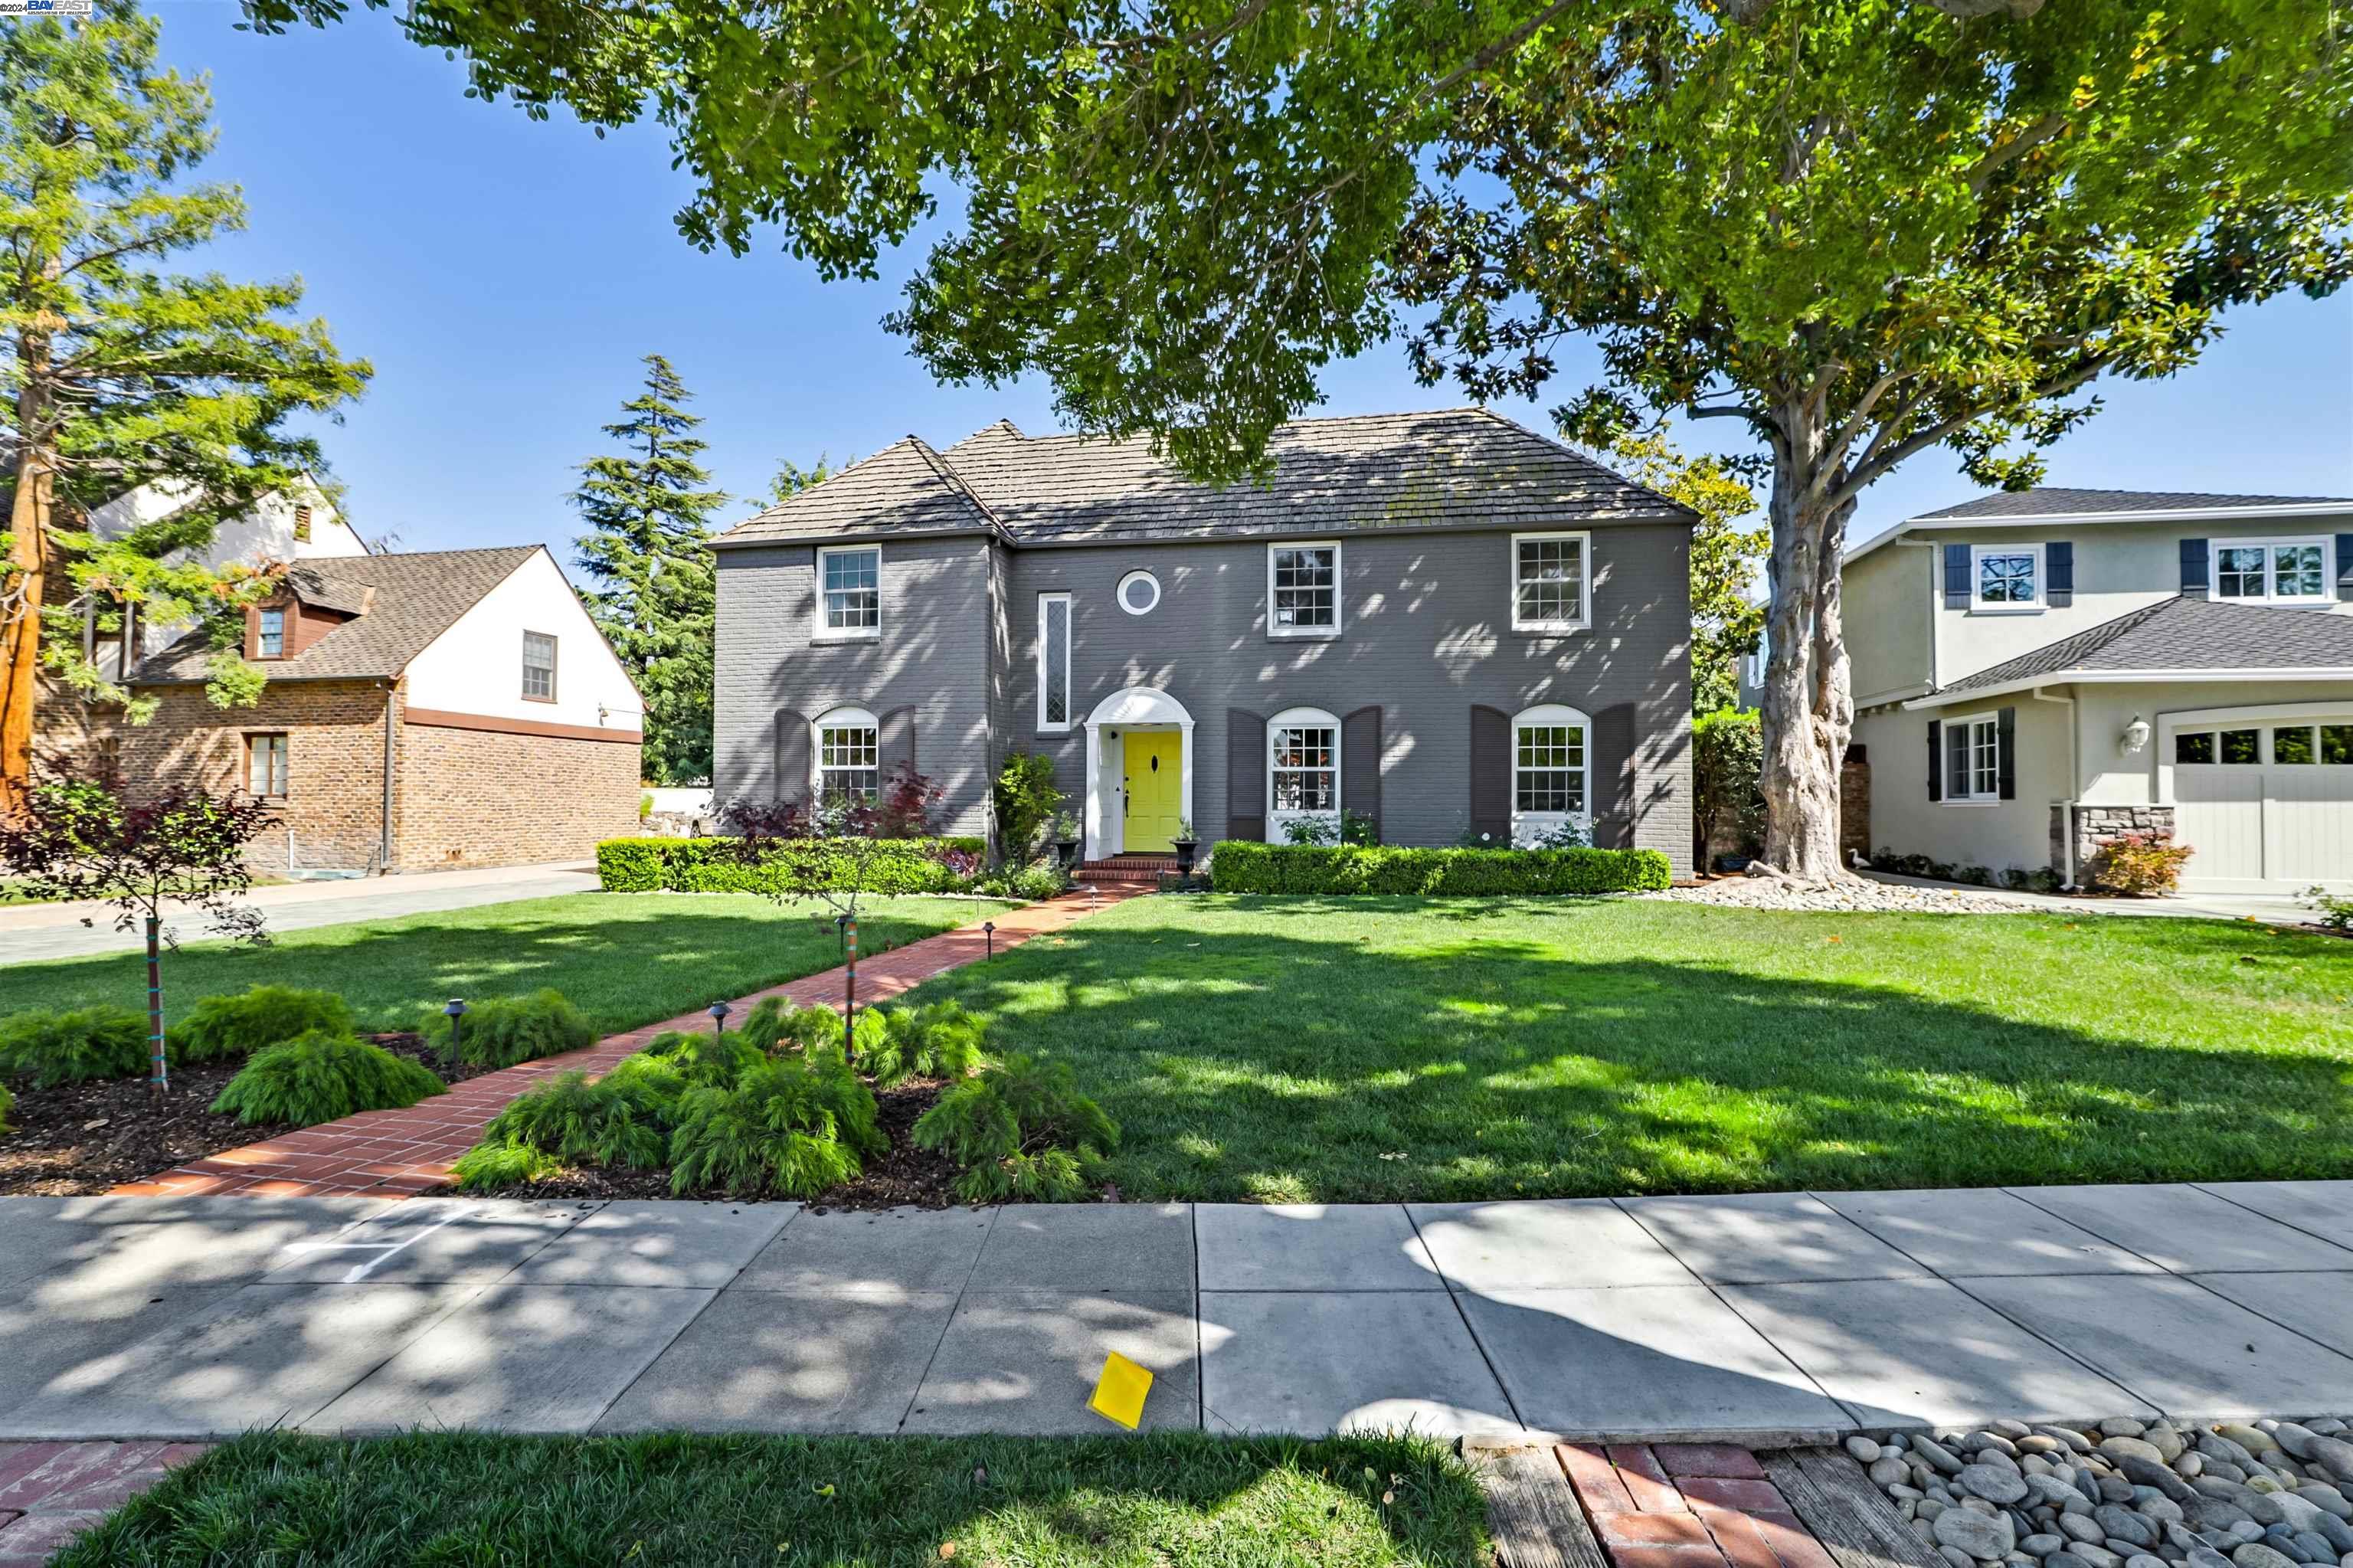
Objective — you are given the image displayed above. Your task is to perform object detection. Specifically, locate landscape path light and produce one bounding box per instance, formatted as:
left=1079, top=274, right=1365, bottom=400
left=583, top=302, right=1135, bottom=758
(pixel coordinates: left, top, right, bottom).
left=443, top=998, right=468, bottom=1058
left=709, top=999, right=731, bottom=1039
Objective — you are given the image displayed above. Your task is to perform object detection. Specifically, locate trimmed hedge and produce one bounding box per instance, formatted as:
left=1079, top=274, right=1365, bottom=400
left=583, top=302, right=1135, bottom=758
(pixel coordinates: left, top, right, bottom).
left=1207, top=840, right=1672, bottom=895
left=596, top=836, right=988, bottom=895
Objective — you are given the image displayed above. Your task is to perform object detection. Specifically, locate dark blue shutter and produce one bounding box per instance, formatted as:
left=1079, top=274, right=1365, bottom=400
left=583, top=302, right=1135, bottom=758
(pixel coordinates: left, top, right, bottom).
left=2180, top=538, right=2210, bottom=599
left=1342, top=705, right=1382, bottom=843
left=1997, top=707, right=2016, bottom=800
left=2335, top=535, right=2353, bottom=602
left=774, top=709, right=810, bottom=804
left=2045, top=542, right=2073, bottom=607
left=1228, top=710, right=1267, bottom=842
left=1470, top=705, right=1511, bottom=843
left=1942, top=544, right=1971, bottom=608
left=1926, top=720, right=1942, bottom=802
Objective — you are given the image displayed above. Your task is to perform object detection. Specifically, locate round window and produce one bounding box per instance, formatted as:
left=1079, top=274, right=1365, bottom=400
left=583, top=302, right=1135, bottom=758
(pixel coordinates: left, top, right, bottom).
left=1117, top=570, right=1161, bottom=616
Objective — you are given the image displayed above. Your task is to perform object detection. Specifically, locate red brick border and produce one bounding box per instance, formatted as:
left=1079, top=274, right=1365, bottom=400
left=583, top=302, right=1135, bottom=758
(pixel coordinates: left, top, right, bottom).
left=1558, top=1443, right=1841, bottom=1568
left=0, top=1442, right=211, bottom=1567
left=111, top=884, right=1150, bottom=1200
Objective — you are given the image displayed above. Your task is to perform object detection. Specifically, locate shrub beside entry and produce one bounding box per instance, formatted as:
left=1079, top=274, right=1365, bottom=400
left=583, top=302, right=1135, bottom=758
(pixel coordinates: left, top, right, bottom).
left=0, top=1005, right=149, bottom=1088
left=596, top=836, right=986, bottom=895
left=1209, top=842, right=1671, bottom=895
left=177, top=986, right=354, bottom=1063
left=210, top=1030, right=447, bottom=1126
left=422, top=989, right=593, bottom=1069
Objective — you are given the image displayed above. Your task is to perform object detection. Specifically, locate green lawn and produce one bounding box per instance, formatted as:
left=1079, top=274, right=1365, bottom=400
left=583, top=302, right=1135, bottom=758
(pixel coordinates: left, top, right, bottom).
left=0, top=892, right=1013, bottom=1036
left=902, top=895, right=2353, bottom=1201
left=57, top=1431, right=1488, bottom=1568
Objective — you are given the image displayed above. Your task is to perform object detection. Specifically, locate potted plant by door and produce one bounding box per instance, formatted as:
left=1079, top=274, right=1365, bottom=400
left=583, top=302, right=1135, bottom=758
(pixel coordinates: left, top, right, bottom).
left=1170, top=818, right=1200, bottom=876
left=1053, top=813, right=1082, bottom=869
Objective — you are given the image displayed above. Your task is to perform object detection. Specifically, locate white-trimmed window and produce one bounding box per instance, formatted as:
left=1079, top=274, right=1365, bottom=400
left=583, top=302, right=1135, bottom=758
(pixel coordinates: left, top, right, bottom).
left=1266, top=705, right=1340, bottom=838
left=1944, top=715, right=2002, bottom=802
left=1117, top=570, right=1160, bottom=616
left=256, top=607, right=286, bottom=659
left=1511, top=532, right=1591, bottom=632
left=815, top=545, right=882, bottom=640
left=1267, top=542, right=1340, bottom=637
left=1037, top=591, right=1072, bottom=732
left=1512, top=704, right=1590, bottom=843
left=245, top=733, right=288, bottom=798
left=1972, top=543, right=2043, bottom=612
left=2214, top=537, right=2332, bottom=605
left=521, top=630, right=558, bottom=701
left=813, top=705, right=880, bottom=801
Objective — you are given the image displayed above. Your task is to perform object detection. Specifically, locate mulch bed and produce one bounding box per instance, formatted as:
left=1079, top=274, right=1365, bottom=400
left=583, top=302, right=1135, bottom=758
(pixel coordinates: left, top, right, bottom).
left=0, top=1033, right=488, bottom=1196
left=430, top=1075, right=1101, bottom=1212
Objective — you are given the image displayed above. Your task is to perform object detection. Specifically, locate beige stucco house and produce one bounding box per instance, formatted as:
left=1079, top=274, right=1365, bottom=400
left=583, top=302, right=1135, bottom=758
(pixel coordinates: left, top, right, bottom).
left=1844, top=488, right=2353, bottom=894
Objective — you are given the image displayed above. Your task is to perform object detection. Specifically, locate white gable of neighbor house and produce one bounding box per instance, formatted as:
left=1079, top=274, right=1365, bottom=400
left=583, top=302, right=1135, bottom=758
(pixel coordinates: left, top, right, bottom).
left=403, top=548, right=644, bottom=733
left=90, top=476, right=368, bottom=572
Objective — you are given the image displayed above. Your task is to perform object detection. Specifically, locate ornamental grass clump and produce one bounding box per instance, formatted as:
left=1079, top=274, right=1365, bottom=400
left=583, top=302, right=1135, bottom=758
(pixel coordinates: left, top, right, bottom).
left=473, top=1069, right=676, bottom=1172
left=912, top=1052, right=1118, bottom=1201
left=666, top=1053, right=885, bottom=1199
left=741, top=995, right=839, bottom=1056
left=209, top=1030, right=446, bottom=1127
left=640, top=1027, right=764, bottom=1088
left=448, top=1141, right=562, bottom=1191
left=175, top=985, right=353, bottom=1063
left=0, top=1004, right=149, bottom=1087
left=858, top=1000, right=987, bottom=1090
left=423, top=988, right=593, bottom=1069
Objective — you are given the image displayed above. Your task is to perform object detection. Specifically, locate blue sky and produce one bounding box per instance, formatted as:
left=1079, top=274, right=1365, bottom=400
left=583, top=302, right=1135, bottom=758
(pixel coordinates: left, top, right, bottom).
left=163, top=2, right=2353, bottom=556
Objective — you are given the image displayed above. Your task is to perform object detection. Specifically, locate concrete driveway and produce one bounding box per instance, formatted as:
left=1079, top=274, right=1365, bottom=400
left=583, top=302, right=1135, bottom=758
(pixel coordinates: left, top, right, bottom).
left=2, top=1183, right=2346, bottom=1443
left=0, top=863, right=602, bottom=966
left=1864, top=871, right=2328, bottom=926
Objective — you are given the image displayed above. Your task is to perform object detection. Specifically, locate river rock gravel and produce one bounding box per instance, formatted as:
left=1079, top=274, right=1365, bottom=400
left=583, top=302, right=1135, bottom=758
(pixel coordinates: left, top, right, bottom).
left=1854, top=1418, right=2353, bottom=1568
left=1638, top=876, right=2034, bottom=914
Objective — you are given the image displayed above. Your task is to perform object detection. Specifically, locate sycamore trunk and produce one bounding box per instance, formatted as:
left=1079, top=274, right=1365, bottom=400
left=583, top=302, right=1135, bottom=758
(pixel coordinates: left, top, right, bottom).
left=1756, top=437, right=1858, bottom=882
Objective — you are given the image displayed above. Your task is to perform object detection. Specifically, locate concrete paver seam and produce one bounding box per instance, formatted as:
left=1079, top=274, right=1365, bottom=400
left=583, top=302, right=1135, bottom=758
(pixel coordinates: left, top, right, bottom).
left=1995, top=1187, right=2178, bottom=1275
left=1190, top=1201, right=1206, bottom=1432
left=1603, top=1196, right=1860, bottom=1431
left=1925, top=1272, right=2181, bottom=1420
left=893, top=1204, right=1005, bottom=1435
left=280, top=1279, right=500, bottom=1438
left=1399, top=1201, right=1528, bottom=1435
left=2185, top=1180, right=2353, bottom=1261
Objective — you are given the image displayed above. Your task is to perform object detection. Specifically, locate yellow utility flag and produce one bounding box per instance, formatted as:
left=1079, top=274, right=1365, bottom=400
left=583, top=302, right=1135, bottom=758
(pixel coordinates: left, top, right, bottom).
left=1088, top=1352, right=1154, bottom=1429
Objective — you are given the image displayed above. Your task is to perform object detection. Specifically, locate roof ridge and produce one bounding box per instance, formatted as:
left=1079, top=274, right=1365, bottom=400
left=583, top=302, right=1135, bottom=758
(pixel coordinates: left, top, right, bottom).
left=906, top=434, right=1013, bottom=542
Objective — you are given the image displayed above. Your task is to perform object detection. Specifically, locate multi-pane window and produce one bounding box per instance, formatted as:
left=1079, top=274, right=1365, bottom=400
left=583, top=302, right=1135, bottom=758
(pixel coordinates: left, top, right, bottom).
left=2220, top=728, right=2260, bottom=764
left=2274, top=726, right=2317, bottom=765
left=1975, top=549, right=2038, bottom=606
left=2181, top=724, right=2353, bottom=765
left=522, top=631, right=557, bottom=700
left=2327, top=725, right=2353, bottom=765
left=1513, top=533, right=1589, bottom=630
left=2215, top=538, right=2332, bottom=604
left=1038, top=592, right=1071, bottom=731
left=817, top=545, right=881, bottom=637
left=256, top=607, right=286, bottom=659
left=293, top=504, right=313, bottom=543
left=817, top=724, right=879, bottom=801
left=1945, top=715, right=2001, bottom=800
left=1270, top=725, right=1337, bottom=810
left=2175, top=732, right=2215, bottom=764
left=1268, top=544, right=1339, bottom=634
left=1514, top=722, right=1587, bottom=813
left=246, top=733, right=288, bottom=797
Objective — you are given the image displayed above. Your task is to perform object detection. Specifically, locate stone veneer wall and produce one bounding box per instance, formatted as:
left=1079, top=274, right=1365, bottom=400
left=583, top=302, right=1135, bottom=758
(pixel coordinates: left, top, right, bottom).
left=2055, top=802, right=2178, bottom=889
left=394, top=719, right=640, bottom=872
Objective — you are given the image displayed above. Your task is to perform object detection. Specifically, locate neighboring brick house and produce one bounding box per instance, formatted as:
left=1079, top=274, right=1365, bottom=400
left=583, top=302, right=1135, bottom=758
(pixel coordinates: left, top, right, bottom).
left=119, top=546, right=644, bottom=876
left=712, top=408, right=1699, bottom=872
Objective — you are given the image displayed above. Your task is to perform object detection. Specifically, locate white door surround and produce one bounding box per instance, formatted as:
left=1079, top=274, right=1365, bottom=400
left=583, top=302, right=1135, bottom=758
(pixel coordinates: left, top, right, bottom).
left=1083, top=686, right=1196, bottom=860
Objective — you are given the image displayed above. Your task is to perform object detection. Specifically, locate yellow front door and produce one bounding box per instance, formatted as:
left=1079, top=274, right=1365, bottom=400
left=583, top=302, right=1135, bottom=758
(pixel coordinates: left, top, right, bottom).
left=1122, top=731, right=1183, bottom=852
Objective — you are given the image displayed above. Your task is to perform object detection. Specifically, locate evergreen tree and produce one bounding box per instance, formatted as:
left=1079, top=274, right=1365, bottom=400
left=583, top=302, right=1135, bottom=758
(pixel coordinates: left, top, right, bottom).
left=1606, top=434, right=1768, bottom=715
left=752, top=454, right=843, bottom=512
left=0, top=0, right=370, bottom=805
left=571, top=355, right=725, bottom=785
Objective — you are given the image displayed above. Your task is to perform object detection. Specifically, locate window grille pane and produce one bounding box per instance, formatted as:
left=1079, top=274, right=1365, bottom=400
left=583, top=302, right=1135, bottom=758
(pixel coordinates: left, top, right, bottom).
left=2216, top=546, right=2266, bottom=598
left=823, top=549, right=880, bottom=629
left=522, top=632, right=557, bottom=699
left=2322, top=725, right=2353, bottom=765
left=1977, top=553, right=2036, bottom=603
left=2220, top=728, right=2260, bottom=764
left=1972, top=721, right=2000, bottom=797
left=257, top=609, right=284, bottom=658
left=2273, top=726, right=2316, bottom=764
left=2275, top=544, right=2326, bottom=597
left=1513, top=724, right=1584, bottom=812
left=2175, top=732, right=2214, bottom=764
left=819, top=725, right=879, bottom=800
left=1946, top=727, right=1972, bottom=794
left=1517, top=537, right=1585, bottom=624
left=1042, top=598, right=1069, bottom=725
left=1271, top=547, right=1336, bottom=628
left=1271, top=725, right=1336, bottom=808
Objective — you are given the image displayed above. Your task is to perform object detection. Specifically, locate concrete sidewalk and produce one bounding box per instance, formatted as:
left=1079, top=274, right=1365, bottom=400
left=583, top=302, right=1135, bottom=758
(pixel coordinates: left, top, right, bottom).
left=0, top=861, right=603, bottom=965
left=2, top=1180, right=2346, bottom=1443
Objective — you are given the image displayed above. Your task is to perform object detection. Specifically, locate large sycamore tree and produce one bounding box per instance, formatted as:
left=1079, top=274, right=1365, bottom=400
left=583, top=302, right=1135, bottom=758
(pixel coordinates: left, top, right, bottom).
left=254, top=0, right=2351, bottom=876
left=2, top=0, right=368, bottom=807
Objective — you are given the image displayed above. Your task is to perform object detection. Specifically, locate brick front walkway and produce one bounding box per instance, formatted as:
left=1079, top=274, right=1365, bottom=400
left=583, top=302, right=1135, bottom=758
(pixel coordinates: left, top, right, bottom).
left=0, top=1442, right=211, bottom=1567
left=112, top=885, right=1147, bottom=1200
left=1556, top=1443, right=1840, bottom=1568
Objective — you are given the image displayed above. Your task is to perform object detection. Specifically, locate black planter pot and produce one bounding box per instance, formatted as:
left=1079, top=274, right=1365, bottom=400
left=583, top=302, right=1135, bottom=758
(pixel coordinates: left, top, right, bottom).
left=1171, top=838, right=1199, bottom=875
left=1055, top=838, right=1080, bottom=869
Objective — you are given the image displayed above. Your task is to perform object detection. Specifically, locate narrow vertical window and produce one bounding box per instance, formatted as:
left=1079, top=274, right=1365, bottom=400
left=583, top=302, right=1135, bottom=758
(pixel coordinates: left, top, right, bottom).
left=522, top=631, right=558, bottom=700
left=256, top=607, right=286, bottom=658
left=246, top=733, right=288, bottom=797
left=293, top=504, right=313, bottom=543
left=1037, top=592, right=1071, bottom=732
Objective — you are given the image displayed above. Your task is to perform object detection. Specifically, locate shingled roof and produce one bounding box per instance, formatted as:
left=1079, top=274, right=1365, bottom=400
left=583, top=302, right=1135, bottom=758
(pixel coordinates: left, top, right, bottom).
left=1913, top=596, right=2353, bottom=707
left=715, top=408, right=1694, bottom=548
left=132, top=546, right=541, bottom=686
left=1850, top=486, right=2353, bottom=561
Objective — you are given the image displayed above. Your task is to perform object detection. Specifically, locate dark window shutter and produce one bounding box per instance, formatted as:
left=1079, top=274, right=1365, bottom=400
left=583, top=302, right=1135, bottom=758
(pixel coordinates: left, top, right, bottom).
left=1227, top=709, right=1266, bottom=841
left=1469, top=705, right=1511, bottom=843
left=2180, top=538, right=2210, bottom=598
left=1342, top=705, right=1383, bottom=843
left=2336, top=535, right=2353, bottom=602
left=774, top=709, right=811, bottom=803
left=2045, top=542, right=2073, bottom=607
left=1926, top=719, right=1942, bottom=802
left=1942, top=544, right=1971, bottom=608
left=878, top=705, right=917, bottom=784
left=1592, top=702, right=1638, bottom=849
left=1996, top=706, right=2017, bottom=800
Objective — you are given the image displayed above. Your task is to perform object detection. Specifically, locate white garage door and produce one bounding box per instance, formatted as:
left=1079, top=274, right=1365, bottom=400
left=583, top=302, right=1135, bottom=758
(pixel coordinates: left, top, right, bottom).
left=2172, top=719, right=2353, bottom=892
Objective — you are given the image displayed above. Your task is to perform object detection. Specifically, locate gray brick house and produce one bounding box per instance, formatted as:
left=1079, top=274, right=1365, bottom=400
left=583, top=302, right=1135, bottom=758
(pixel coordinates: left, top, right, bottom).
left=712, top=408, right=1698, bottom=872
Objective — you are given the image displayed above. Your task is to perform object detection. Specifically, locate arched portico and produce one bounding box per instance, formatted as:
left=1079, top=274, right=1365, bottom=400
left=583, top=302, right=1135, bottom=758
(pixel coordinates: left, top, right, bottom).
left=1084, top=686, right=1196, bottom=859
